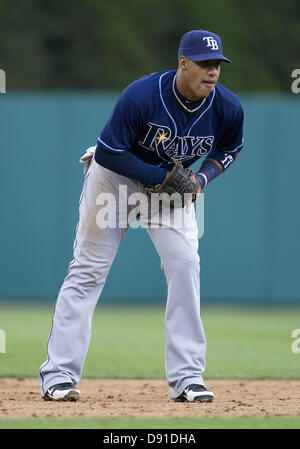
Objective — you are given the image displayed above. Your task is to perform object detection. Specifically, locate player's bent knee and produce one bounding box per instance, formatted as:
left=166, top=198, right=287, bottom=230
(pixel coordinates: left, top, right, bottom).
left=66, top=258, right=113, bottom=287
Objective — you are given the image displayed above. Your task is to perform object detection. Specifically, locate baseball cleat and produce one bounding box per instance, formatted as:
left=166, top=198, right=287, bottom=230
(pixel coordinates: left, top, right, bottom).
left=174, top=384, right=214, bottom=402
left=43, top=382, right=80, bottom=402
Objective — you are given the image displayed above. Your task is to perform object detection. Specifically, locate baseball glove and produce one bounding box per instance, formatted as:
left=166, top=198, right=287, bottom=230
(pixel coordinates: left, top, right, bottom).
left=143, top=159, right=201, bottom=210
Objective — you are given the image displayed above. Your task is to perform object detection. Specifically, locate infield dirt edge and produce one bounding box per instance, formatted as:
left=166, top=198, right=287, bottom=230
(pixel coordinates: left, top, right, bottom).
left=1, top=378, right=300, bottom=419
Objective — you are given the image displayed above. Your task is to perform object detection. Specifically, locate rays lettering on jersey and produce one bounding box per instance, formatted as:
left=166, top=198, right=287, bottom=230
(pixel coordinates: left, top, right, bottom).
left=139, top=122, right=214, bottom=161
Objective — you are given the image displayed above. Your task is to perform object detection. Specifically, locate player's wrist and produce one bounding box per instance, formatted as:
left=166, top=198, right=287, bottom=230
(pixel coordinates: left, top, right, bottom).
left=196, top=172, right=208, bottom=189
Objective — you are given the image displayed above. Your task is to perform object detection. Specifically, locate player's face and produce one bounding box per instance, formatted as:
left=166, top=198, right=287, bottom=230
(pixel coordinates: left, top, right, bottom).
left=177, top=57, right=221, bottom=100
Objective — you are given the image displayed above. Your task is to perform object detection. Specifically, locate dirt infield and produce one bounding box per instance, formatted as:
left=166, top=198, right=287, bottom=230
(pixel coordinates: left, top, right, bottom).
left=0, top=378, right=300, bottom=419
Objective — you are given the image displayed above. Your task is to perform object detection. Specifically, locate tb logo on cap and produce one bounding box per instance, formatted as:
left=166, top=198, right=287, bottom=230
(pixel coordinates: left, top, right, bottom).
left=203, top=36, right=218, bottom=50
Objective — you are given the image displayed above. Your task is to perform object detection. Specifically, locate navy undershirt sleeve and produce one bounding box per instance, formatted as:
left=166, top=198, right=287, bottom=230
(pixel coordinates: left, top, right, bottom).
left=197, top=148, right=240, bottom=188
left=95, top=144, right=167, bottom=186
left=197, top=160, right=220, bottom=188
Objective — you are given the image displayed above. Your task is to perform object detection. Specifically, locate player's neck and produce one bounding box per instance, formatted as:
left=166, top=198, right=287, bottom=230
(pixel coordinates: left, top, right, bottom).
left=175, top=71, right=204, bottom=101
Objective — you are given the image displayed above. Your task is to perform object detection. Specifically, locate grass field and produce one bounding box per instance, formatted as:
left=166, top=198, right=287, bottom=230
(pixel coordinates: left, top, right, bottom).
left=1, top=416, right=300, bottom=429
left=0, top=303, right=300, bottom=429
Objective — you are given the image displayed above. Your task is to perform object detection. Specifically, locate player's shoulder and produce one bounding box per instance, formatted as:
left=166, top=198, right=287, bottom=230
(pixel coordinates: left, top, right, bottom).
left=121, top=70, right=173, bottom=105
left=214, top=82, right=243, bottom=113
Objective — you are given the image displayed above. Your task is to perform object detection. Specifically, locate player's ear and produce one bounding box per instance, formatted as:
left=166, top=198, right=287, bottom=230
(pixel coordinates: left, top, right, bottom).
left=178, top=56, right=187, bottom=70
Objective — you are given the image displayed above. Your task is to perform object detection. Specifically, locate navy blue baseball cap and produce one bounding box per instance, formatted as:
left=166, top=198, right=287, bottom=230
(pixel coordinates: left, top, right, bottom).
left=178, top=29, right=231, bottom=63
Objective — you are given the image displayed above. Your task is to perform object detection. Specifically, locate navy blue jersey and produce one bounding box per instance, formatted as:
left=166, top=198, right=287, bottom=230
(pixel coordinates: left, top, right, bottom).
left=95, top=70, right=244, bottom=188
left=97, top=70, right=243, bottom=168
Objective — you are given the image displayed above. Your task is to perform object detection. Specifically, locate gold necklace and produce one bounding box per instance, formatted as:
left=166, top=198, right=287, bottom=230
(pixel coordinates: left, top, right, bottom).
left=172, top=74, right=206, bottom=113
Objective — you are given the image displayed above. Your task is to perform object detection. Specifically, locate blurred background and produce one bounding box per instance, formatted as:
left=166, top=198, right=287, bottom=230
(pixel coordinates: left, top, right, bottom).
left=0, top=0, right=299, bottom=305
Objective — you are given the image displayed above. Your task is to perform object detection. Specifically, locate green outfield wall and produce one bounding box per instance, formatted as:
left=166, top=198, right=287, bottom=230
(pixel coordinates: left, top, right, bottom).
left=1, top=92, right=299, bottom=304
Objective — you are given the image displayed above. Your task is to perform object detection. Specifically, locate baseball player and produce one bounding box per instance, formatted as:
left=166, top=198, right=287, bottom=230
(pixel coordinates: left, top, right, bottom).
left=39, top=29, right=244, bottom=403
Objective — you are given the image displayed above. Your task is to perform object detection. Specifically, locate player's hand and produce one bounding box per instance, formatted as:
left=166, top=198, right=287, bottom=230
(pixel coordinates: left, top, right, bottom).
left=185, top=186, right=201, bottom=214
left=185, top=195, right=193, bottom=214
left=186, top=173, right=203, bottom=213
left=79, top=145, right=96, bottom=175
